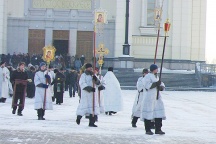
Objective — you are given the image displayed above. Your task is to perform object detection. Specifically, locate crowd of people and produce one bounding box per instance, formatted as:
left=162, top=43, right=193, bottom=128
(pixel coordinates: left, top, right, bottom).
left=0, top=56, right=166, bottom=135
left=0, top=53, right=86, bottom=70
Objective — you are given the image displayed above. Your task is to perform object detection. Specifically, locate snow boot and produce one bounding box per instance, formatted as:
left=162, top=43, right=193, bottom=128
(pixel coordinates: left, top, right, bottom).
left=76, top=115, right=82, bottom=125
left=146, top=130, right=154, bottom=135
left=12, top=109, right=16, bottom=114
left=131, top=117, right=138, bottom=128
left=155, top=118, right=165, bottom=135
left=144, top=119, right=153, bottom=135
left=89, top=114, right=97, bottom=127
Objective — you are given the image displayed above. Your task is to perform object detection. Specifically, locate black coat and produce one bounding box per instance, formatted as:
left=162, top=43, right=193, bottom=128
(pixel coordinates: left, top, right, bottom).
left=11, top=69, right=28, bottom=93
left=51, top=72, right=66, bottom=93
left=66, top=70, right=78, bottom=85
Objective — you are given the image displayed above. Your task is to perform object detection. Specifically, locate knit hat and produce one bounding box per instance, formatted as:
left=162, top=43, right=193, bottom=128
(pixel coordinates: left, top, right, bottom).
left=39, top=62, right=46, bottom=67
left=108, top=67, right=113, bottom=72
left=142, top=68, right=149, bottom=74
left=150, top=64, right=158, bottom=72
left=85, top=63, right=92, bottom=69
left=54, top=69, right=59, bottom=73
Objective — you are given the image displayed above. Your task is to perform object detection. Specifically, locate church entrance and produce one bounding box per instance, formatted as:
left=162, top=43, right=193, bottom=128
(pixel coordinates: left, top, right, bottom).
left=53, top=30, right=69, bottom=56
left=76, top=31, right=94, bottom=63
left=28, top=29, right=45, bottom=56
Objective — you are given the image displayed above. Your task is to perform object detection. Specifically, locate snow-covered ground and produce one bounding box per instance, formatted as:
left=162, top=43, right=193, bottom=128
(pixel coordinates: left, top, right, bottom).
left=0, top=90, right=216, bottom=144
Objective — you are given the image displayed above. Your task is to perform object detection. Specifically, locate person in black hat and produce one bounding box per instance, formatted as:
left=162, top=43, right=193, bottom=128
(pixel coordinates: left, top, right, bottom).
left=140, top=64, right=166, bottom=135
left=0, top=61, right=10, bottom=103
left=51, top=68, right=66, bottom=105
left=131, top=68, right=149, bottom=128
left=66, top=67, right=78, bottom=98
left=10, top=62, right=28, bottom=116
left=76, top=63, right=101, bottom=127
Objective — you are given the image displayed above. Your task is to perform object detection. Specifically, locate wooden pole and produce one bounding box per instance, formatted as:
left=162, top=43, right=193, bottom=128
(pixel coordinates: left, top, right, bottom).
left=43, top=63, right=49, bottom=110
left=157, top=36, right=167, bottom=100
left=154, top=25, right=160, bottom=64
left=92, top=27, right=96, bottom=117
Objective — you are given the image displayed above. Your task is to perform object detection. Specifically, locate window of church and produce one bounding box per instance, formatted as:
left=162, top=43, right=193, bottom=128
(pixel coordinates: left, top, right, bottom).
left=147, top=0, right=155, bottom=26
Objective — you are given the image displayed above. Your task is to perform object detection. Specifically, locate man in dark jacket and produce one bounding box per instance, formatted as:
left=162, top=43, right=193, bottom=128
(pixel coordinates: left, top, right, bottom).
left=51, top=68, right=65, bottom=105
left=10, top=62, right=28, bottom=116
left=67, top=67, right=78, bottom=97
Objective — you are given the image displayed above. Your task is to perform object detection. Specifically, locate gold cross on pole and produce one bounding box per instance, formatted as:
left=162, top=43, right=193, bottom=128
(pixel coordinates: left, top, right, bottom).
left=96, top=43, right=109, bottom=56
left=96, top=43, right=109, bottom=71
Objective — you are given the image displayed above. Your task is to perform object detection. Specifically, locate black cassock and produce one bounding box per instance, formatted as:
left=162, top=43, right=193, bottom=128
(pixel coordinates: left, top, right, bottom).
left=51, top=72, right=65, bottom=104
left=27, top=70, right=35, bottom=98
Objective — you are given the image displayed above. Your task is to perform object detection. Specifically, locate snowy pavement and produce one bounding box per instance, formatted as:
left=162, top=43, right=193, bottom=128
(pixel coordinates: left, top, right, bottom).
left=0, top=90, right=216, bottom=144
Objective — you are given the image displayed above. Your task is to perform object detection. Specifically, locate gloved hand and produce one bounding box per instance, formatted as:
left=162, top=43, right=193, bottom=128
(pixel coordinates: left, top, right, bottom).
left=156, top=80, right=161, bottom=86
left=98, top=85, right=105, bottom=91
left=92, top=75, right=97, bottom=81
left=45, top=74, right=50, bottom=79
left=84, top=86, right=95, bottom=92
left=42, top=84, right=49, bottom=89
left=91, top=87, right=96, bottom=92
left=158, top=86, right=164, bottom=91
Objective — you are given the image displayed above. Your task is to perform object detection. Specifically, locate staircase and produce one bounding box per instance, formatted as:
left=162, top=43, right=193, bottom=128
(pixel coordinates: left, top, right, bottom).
left=102, top=70, right=201, bottom=90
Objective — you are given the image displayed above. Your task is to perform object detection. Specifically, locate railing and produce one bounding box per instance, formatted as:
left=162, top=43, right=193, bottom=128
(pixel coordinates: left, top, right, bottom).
left=195, top=63, right=216, bottom=87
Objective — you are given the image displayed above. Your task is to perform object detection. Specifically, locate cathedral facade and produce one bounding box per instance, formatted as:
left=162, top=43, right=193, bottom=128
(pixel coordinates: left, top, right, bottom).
left=0, top=0, right=207, bottom=69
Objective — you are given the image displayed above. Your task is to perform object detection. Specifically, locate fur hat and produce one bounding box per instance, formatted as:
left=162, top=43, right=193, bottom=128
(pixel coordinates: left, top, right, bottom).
left=85, top=63, right=92, bottom=69
left=150, top=64, right=158, bottom=72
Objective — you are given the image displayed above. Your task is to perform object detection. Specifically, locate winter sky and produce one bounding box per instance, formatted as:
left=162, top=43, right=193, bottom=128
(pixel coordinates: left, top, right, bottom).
left=206, top=0, right=216, bottom=63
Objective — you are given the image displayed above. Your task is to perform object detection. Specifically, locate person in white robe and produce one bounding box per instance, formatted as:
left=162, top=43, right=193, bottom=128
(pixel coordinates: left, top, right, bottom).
left=140, top=64, right=166, bottom=135
left=103, top=67, right=122, bottom=115
left=34, top=62, right=53, bottom=120
left=0, top=61, right=10, bottom=103
left=76, top=63, right=101, bottom=127
left=131, top=68, right=148, bottom=127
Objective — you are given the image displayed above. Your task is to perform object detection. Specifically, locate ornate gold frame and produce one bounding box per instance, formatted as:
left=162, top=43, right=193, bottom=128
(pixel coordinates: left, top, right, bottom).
left=42, top=45, right=56, bottom=64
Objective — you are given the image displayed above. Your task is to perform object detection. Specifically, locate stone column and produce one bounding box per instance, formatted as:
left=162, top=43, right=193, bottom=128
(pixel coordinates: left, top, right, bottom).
left=69, top=29, right=77, bottom=57
left=45, top=28, right=53, bottom=46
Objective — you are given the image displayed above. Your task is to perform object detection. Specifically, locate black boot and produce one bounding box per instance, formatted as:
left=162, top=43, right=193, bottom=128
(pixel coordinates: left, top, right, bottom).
left=52, top=96, right=55, bottom=102
left=155, top=118, right=165, bottom=135
left=12, top=109, right=16, bottom=114
left=37, top=109, right=45, bottom=120
left=17, top=109, right=23, bottom=116
left=131, top=117, right=139, bottom=128
left=150, top=121, right=155, bottom=129
left=144, top=119, right=154, bottom=135
left=89, top=114, right=97, bottom=127
left=1, top=98, right=6, bottom=103
left=76, top=115, right=82, bottom=125
left=105, top=112, right=108, bottom=115
left=41, top=109, right=45, bottom=120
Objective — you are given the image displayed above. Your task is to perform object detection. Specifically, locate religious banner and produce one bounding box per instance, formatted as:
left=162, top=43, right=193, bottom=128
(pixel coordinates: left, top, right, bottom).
left=42, top=45, right=56, bottom=64
left=32, top=0, right=91, bottom=10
